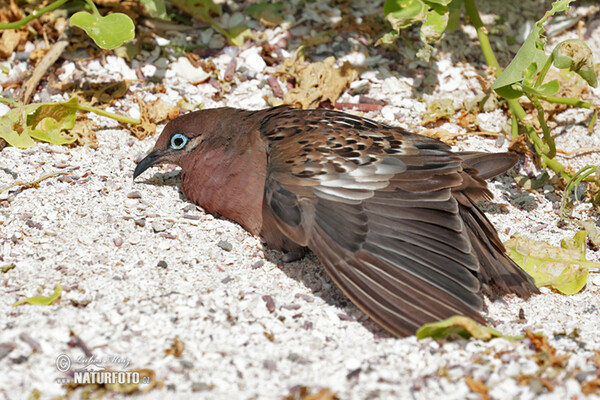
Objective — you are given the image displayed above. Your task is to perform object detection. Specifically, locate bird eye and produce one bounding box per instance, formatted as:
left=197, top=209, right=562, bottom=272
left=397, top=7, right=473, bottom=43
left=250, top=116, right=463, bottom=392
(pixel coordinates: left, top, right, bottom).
left=170, top=133, right=188, bottom=150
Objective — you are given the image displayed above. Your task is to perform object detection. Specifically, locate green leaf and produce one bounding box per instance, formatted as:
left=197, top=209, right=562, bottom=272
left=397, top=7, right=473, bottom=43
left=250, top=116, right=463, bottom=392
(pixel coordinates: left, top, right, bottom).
left=492, top=0, right=575, bottom=98
left=420, top=2, right=449, bottom=43
left=13, top=285, right=62, bottom=306
left=505, top=232, right=598, bottom=295
left=417, top=315, right=505, bottom=340
left=552, top=39, right=597, bottom=87
left=170, top=0, right=222, bottom=23
left=246, top=2, right=284, bottom=26
left=384, top=0, right=427, bottom=29
left=446, top=0, right=463, bottom=31
left=26, top=97, right=78, bottom=145
left=0, top=107, right=36, bottom=148
left=141, top=0, right=168, bottom=20
left=70, top=11, right=135, bottom=50
left=0, top=98, right=81, bottom=148
left=522, top=79, right=560, bottom=97
left=226, top=26, right=252, bottom=47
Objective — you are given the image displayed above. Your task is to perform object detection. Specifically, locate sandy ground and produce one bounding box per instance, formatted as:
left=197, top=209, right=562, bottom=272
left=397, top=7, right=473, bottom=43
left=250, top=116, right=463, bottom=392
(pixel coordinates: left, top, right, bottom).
left=1, top=0, right=600, bottom=399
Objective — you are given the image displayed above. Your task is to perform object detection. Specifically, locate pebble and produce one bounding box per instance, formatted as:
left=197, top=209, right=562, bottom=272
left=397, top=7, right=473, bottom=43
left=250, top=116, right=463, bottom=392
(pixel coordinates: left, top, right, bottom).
left=113, top=237, right=124, bottom=247
left=217, top=240, right=233, bottom=251
left=157, top=260, right=168, bottom=268
left=127, top=191, right=142, bottom=199
left=152, top=220, right=174, bottom=232
left=191, top=382, right=211, bottom=392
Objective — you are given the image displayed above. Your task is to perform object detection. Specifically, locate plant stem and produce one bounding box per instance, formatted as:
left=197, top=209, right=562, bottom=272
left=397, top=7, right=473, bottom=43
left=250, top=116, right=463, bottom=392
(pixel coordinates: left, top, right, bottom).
left=464, top=0, right=569, bottom=175
left=0, top=0, right=71, bottom=29
left=539, top=95, right=593, bottom=109
left=532, top=96, right=556, bottom=158
left=75, top=104, right=140, bottom=124
left=511, top=113, right=519, bottom=138
left=534, top=55, right=554, bottom=88
left=463, top=0, right=501, bottom=75
left=84, top=0, right=101, bottom=17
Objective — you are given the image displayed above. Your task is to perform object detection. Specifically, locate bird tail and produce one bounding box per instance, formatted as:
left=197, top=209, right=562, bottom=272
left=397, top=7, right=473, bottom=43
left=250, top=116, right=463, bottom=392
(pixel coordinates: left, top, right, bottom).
left=459, top=197, right=539, bottom=298
left=458, top=151, right=519, bottom=180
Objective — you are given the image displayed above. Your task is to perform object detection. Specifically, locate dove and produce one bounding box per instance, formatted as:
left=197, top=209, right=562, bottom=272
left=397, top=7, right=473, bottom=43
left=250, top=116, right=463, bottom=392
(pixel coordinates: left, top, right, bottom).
left=134, top=106, right=538, bottom=336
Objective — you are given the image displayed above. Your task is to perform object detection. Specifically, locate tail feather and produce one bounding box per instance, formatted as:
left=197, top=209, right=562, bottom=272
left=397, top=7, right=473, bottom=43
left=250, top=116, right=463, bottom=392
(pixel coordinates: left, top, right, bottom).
left=459, top=198, right=538, bottom=298
left=459, top=151, right=519, bottom=180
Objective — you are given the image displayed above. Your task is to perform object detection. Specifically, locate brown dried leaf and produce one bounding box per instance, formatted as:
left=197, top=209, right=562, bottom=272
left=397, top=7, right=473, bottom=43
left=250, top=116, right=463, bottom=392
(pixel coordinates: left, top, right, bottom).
left=508, top=134, right=534, bottom=156
left=187, top=53, right=217, bottom=74
left=581, top=378, right=600, bottom=395
left=148, top=98, right=180, bottom=123
left=525, top=330, right=555, bottom=355
left=422, top=99, right=454, bottom=125
left=277, top=54, right=358, bottom=109
left=465, top=377, right=491, bottom=400
left=69, top=81, right=130, bottom=107
left=131, top=97, right=180, bottom=140
left=419, top=128, right=460, bottom=145
left=29, top=48, right=49, bottom=65
left=164, top=337, right=184, bottom=358
left=69, top=117, right=97, bottom=148
left=285, top=387, right=339, bottom=400
left=0, top=30, right=24, bottom=58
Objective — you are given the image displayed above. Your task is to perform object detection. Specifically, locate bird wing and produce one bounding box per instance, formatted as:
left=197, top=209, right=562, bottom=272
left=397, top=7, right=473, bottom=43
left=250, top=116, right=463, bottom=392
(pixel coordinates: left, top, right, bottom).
left=259, top=108, right=491, bottom=336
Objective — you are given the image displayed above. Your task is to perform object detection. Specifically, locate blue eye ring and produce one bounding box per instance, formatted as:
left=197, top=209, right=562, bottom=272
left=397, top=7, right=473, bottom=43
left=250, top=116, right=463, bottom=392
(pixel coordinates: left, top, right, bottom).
left=170, top=133, right=188, bottom=150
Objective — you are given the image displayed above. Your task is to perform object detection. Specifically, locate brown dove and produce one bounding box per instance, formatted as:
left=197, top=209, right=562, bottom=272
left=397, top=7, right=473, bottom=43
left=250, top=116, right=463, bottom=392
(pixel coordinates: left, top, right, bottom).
left=134, top=106, right=538, bottom=336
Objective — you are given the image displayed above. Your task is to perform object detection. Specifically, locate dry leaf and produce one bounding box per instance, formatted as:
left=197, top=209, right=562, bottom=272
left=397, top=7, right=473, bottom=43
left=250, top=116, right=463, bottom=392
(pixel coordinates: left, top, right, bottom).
left=164, top=337, right=185, bottom=358
left=277, top=52, right=358, bottom=109
left=29, top=48, right=50, bottom=65
left=581, top=379, right=600, bottom=395
left=508, top=134, right=533, bottom=156
left=419, top=128, right=460, bottom=144
left=422, top=99, right=454, bottom=125
left=285, top=387, right=339, bottom=400
left=146, top=98, right=180, bottom=124
left=69, top=117, right=97, bottom=148
left=131, top=97, right=180, bottom=140
left=0, top=30, right=23, bottom=58
left=465, top=377, right=491, bottom=400
left=75, top=81, right=130, bottom=107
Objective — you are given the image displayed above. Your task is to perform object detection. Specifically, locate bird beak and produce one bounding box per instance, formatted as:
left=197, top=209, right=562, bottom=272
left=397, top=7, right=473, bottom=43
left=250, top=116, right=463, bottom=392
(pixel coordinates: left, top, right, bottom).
left=133, top=150, right=163, bottom=180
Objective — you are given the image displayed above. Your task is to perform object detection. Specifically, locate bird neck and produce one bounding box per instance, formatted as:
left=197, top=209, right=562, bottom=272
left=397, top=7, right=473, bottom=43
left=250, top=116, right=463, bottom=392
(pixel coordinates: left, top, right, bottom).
left=180, top=136, right=267, bottom=236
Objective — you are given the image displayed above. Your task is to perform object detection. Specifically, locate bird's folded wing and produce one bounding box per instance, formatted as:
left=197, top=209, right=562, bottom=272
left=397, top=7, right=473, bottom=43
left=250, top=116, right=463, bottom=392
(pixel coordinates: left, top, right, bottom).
left=260, top=109, right=490, bottom=336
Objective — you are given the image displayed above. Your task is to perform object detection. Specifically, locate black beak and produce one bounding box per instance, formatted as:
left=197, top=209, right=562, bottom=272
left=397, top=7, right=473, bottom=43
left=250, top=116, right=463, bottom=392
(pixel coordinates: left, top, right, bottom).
left=133, top=150, right=163, bottom=180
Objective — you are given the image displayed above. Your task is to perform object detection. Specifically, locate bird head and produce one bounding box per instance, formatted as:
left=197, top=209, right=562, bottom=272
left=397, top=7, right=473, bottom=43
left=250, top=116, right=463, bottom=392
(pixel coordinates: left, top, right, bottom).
left=132, top=107, right=268, bottom=235
left=133, top=110, right=210, bottom=180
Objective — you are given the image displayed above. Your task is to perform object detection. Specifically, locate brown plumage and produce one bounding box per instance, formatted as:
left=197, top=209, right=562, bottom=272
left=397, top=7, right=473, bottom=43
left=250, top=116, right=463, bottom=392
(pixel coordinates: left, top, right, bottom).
left=134, top=106, right=538, bottom=336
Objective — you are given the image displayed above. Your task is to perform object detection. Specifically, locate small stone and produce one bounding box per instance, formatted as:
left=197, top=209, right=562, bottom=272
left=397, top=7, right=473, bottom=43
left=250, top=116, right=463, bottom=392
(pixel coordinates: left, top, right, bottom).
left=221, top=276, right=233, bottom=284
left=157, top=260, right=168, bottom=268
left=262, top=295, right=275, bottom=313
left=135, top=219, right=146, bottom=228
left=217, top=240, right=233, bottom=251
left=152, top=220, right=173, bottom=232
left=0, top=343, right=16, bottom=361
left=183, top=213, right=200, bottom=220
left=113, top=237, right=124, bottom=247
left=263, top=359, right=277, bottom=371
left=127, top=191, right=142, bottom=199
left=25, top=219, right=42, bottom=230
left=191, top=381, right=211, bottom=392
left=251, top=260, right=264, bottom=269
left=180, top=360, right=194, bottom=369
left=183, top=204, right=196, bottom=212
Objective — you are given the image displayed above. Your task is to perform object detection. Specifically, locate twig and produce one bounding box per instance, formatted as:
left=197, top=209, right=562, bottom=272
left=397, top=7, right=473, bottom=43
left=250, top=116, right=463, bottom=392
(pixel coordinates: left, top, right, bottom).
left=20, top=36, right=69, bottom=104
left=0, top=171, right=73, bottom=195
left=556, top=146, right=600, bottom=158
